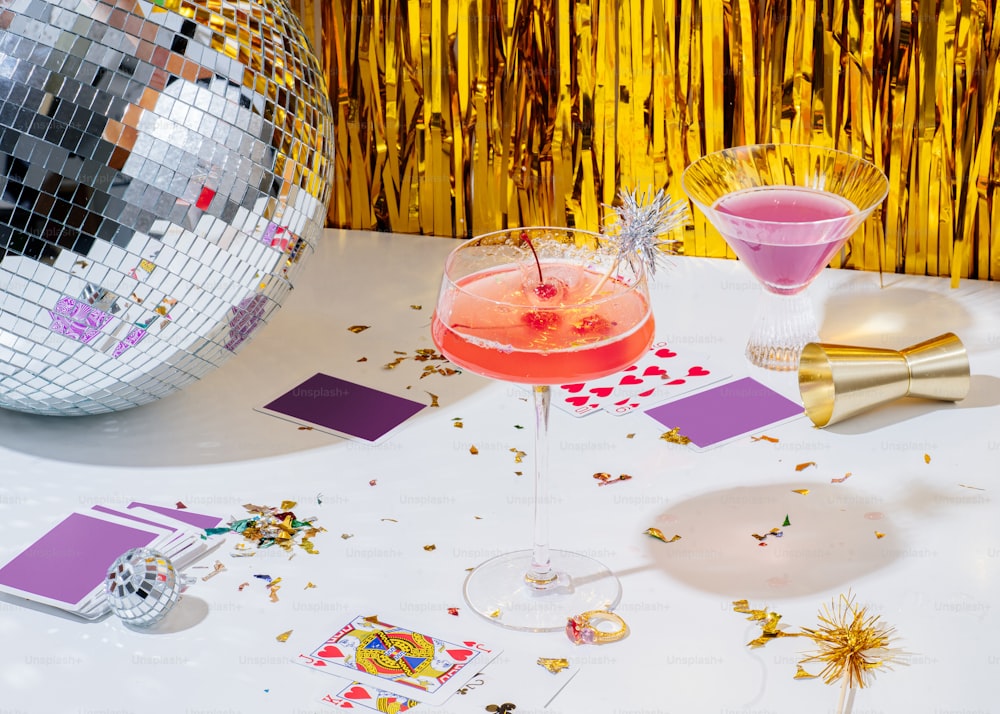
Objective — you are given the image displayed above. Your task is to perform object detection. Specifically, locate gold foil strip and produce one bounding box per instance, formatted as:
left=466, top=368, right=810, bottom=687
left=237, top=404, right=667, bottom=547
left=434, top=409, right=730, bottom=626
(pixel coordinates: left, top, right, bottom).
left=308, top=1, right=998, bottom=281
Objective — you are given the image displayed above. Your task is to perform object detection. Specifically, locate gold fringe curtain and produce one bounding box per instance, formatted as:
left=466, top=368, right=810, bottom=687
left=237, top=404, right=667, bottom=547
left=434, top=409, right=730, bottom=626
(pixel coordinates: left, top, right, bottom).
left=312, top=0, right=1000, bottom=282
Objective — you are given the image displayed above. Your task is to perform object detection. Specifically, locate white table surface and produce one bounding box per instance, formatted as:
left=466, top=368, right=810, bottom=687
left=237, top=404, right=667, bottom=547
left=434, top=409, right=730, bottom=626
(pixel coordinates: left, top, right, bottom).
left=1, top=229, right=998, bottom=714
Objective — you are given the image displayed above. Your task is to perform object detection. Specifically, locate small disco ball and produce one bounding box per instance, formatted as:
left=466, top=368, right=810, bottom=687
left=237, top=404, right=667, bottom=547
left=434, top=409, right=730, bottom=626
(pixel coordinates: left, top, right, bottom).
left=0, top=0, right=335, bottom=415
left=105, top=547, right=180, bottom=627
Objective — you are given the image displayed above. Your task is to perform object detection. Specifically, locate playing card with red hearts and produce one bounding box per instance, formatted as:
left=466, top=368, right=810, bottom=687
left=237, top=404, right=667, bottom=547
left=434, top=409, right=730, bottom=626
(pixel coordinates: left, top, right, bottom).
left=294, top=615, right=500, bottom=706
left=554, top=341, right=729, bottom=417
left=318, top=680, right=420, bottom=711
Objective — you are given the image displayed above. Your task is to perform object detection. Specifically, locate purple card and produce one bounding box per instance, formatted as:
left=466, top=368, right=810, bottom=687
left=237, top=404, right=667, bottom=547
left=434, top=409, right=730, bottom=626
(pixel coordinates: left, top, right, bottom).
left=0, top=512, right=162, bottom=608
left=644, top=377, right=804, bottom=449
left=258, top=373, right=427, bottom=444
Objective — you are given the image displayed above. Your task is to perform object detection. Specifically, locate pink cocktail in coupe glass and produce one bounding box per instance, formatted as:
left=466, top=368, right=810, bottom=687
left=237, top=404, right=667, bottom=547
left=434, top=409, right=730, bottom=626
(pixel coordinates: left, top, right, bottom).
left=432, top=227, right=654, bottom=631
left=682, top=144, right=889, bottom=370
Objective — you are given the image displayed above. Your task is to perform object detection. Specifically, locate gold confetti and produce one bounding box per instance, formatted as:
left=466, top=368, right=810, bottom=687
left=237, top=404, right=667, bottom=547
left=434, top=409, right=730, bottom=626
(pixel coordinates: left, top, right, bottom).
left=795, top=461, right=816, bottom=471
left=752, top=527, right=783, bottom=541
left=280, top=500, right=297, bottom=510
left=357, top=356, right=368, bottom=362
left=510, top=448, right=526, bottom=463
left=792, top=489, right=811, bottom=495
left=874, top=531, right=886, bottom=539
left=423, top=544, right=437, bottom=551
left=598, top=474, right=633, bottom=486
left=267, top=578, right=282, bottom=603
left=276, top=629, right=293, bottom=642
left=794, top=665, right=819, bottom=680
left=752, top=435, right=780, bottom=443
left=514, top=471, right=523, bottom=476
left=426, top=392, right=440, bottom=407
left=341, top=533, right=354, bottom=539
left=644, top=527, right=680, bottom=543
left=593, top=472, right=612, bottom=482
left=626, top=433, right=635, bottom=439
left=537, top=657, right=570, bottom=674
left=348, top=325, right=370, bottom=333
left=799, top=592, right=904, bottom=689
left=488, top=609, right=501, bottom=619
left=410, top=304, right=422, bottom=310
left=659, top=427, right=691, bottom=445
left=305, top=582, right=316, bottom=589
left=469, top=445, right=479, bottom=455
left=201, top=561, right=226, bottom=581
left=384, top=356, right=407, bottom=369
left=924, top=453, right=931, bottom=464
left=831, top=472, right=853, bottom=484
left=297, top=426, right=313, bottom=431
left=452, top=419, right=464, bottom=428
left=300, top=537, right=319, bottom=554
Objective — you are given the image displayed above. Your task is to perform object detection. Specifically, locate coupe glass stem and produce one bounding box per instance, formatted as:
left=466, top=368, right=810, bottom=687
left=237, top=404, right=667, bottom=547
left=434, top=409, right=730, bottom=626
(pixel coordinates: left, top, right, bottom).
left=525, top=385, right=558, bottom=589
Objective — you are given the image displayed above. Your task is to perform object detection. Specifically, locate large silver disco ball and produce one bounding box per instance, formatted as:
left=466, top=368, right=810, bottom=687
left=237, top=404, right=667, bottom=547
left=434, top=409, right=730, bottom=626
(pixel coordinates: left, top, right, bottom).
left=0, top=0, right=334, bottom=415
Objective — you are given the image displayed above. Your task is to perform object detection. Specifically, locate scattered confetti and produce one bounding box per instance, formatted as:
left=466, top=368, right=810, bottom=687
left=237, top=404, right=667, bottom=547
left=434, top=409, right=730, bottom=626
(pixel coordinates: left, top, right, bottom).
left=201, top=561, right=226, bottom=581
left=452, top=418, right=464, bottom=428
left=423, top=544, right=437, bottom=551
left=267, top=578, right=282, bottom=602
left=410, top=305, right=422, bottom=310
left=175, top=501, right=187, bottom=509
left=795, top=462, right=816, bottom=471
left=514, top=424, right=524, bottom=429
left=356, top=357, right=368, bottom=362
left=598, top=474, right=633, bottom=486
left=626, top=433, right=635, bottom=439
left=958, top=484, right=985, bottom=490
left=206, top=503, right=324, bottom=556
left=305, top=582, right=316, bottom=589
left=348, top=325, right=371, bottom=333
left=645, top=527, right=681, bottom=543
left=792, top=489, right=811, bottom=495
left=830, top=472, right=853, bottom=484
left=276, top=629, right=293, bottom=643
left=510, top=448, right=526, bottom=463
left=732, top=601, right=797, bottom=648
left=369, top=479, right=378, bottom=486
left=659, top=427, right=691, bottom=445
left=426, top=392, right=440, bottom=407
left=316, top=493, right=324, bottom=505
left=752, top=435, right=780, bottom=443
left=488, top=609, right=502, bottom=619
left=381, top=518, right=398, bottom=523
left=254, top=574, right=273, bottom=583
left=341, top=533, right=354, bottom=539
left=594, top=472, right=612, bottom=482
left=924, top=453, right=931, bottom=464
left=782, top=515, right=792, bottom=527
left=537, top=657, right=570, bottom=674
left=447, top=607, right=460, bottom=616
left=514, top=471, right=523, bottom=476
left=794, top=665, right=819, bottom=680
left=752, top=527, right=784, bottom=542
left=383, top=356, right=407, bottom=369
left=469, top=445, right=479, bottom=455
left=874, top=531, right=886, bottom=539
left=238, top=582, right=250, bottom=591
left=297, top=426, right=314, bottom=430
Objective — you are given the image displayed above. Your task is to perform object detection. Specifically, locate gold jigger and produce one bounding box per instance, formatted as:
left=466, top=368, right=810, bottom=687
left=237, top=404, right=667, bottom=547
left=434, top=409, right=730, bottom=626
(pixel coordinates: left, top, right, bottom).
left=798, top=332, right=970, bottom=427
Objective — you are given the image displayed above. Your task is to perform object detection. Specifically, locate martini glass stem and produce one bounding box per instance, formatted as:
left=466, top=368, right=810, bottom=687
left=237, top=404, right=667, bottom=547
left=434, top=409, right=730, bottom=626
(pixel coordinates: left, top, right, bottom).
left=745, top=289, right=820, bottom=371
left=525, top=385, right=558, bottom=589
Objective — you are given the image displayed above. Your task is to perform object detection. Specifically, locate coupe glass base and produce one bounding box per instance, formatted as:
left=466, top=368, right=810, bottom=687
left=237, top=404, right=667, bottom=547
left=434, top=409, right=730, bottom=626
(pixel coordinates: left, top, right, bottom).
left=744, top=289, right=820, bottom=371
left=463, top=549, right=622, bottom=632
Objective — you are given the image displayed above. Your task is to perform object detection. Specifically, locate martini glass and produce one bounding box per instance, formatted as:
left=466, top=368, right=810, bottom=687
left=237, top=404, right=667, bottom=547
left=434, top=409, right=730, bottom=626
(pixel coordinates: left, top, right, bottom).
left=431, top=227, right=654, bottom=631
left=682, top=144, right=889, bottom=370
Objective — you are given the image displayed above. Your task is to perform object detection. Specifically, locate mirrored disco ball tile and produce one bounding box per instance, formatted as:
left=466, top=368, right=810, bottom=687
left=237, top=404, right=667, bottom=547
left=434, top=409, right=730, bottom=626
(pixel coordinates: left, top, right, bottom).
left=0, top=0, right=334, bottom=415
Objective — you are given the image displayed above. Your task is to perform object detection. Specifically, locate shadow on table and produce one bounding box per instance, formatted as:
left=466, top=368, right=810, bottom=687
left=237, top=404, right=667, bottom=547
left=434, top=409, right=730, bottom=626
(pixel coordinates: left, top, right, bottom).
left=817, top=285, right=974, bottom=346
left=642, top=482, right=899, bottom=599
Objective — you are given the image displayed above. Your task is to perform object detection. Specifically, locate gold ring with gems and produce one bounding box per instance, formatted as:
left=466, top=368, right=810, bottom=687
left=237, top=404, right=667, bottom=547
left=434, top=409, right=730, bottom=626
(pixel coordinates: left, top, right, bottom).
left=565, top=610, right=628, bottom=645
